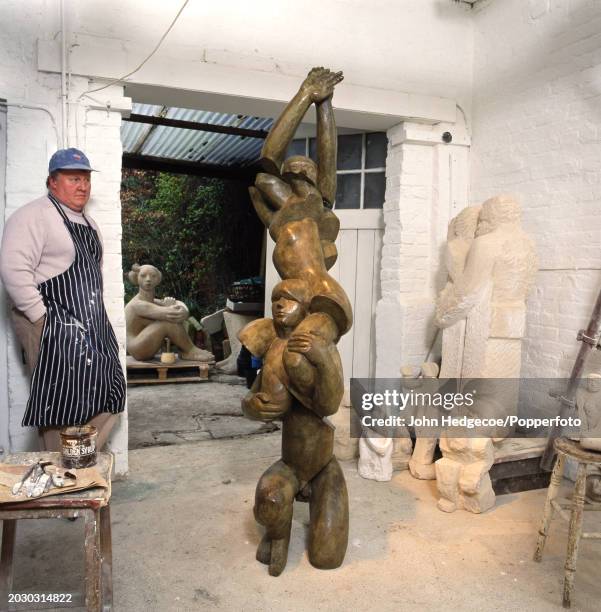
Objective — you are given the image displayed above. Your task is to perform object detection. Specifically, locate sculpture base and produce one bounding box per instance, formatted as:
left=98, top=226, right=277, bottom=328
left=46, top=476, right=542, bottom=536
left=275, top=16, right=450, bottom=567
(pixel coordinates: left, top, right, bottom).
left=126, top=356, right=210, bottom=384
left=490, top=438, right=551, bottom=495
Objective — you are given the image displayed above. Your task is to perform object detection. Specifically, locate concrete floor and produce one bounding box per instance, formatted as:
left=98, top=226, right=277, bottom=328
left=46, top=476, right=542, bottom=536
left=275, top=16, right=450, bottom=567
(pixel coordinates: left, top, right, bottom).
left=9, top=381, right=601, bottom=611
left=127, top=379, right=278, bottom=450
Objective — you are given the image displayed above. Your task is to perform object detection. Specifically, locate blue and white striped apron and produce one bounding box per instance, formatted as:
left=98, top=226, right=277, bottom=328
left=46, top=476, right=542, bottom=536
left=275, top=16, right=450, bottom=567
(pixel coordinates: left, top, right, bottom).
left=23, top=194, right=126, bottom=427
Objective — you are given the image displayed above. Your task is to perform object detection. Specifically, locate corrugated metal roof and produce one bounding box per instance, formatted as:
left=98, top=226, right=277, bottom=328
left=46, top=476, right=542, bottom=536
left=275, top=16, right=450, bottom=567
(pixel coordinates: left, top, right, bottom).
left=121, top=103, right=273, bottom=167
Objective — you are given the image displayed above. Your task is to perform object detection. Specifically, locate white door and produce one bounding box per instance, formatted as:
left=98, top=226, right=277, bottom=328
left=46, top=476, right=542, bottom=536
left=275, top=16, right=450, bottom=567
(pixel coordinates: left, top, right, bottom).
left=264, top=209, right=383, bottom=388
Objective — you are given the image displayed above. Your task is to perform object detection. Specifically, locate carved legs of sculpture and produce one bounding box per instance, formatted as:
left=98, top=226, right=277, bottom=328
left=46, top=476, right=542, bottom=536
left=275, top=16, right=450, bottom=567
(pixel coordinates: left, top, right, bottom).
left=435, top=437, right=495, bottom=514
left=409, top=437, right=437, bottom=480
left=308, top=456, right=349, bottom=570
left=254, top=457, right=348, bottom=575
left=254, top=460, right=298, bottom=577
left=216, top=312, right=258, bottom=374
left=127, top=320, right=214, bottom=362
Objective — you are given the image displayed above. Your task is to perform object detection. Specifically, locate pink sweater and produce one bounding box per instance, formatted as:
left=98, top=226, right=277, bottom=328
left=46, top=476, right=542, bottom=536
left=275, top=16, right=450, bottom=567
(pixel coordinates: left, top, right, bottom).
left=0, top=195, right=102, bottom=322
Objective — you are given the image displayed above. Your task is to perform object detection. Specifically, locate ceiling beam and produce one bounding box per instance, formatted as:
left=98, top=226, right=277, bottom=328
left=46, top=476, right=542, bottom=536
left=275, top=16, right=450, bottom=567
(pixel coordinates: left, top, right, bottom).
left=122, top=153, right=257, bottom=182
left=124, top=114, right=269, bottom=139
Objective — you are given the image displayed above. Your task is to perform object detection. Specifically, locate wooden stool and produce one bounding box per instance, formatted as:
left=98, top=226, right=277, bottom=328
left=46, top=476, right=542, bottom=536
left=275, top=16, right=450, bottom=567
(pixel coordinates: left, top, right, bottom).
left=533, top=438, right=601, bottom=608
left=0, top=452, right=113, bottom=612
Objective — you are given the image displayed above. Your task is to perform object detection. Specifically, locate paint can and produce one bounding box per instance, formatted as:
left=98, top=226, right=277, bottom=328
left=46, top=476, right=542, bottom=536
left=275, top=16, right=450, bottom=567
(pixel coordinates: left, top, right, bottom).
left=60, top=425, right=98, bottom=469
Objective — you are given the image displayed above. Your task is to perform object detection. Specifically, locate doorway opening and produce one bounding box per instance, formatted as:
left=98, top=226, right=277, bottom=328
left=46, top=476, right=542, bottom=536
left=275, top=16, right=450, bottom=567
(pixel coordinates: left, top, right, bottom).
left=120, top=102, right=273, bottom=450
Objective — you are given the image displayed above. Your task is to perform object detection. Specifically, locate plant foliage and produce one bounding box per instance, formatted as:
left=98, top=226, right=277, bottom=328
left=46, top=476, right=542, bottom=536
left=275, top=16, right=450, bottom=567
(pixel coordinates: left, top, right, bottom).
left=121, top=169, right=262, bottom=319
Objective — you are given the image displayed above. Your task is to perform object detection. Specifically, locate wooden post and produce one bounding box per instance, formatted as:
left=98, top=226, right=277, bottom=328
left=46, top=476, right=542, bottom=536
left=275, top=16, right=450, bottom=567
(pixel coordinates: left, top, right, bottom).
left=84, top=509, right=102, bottom=612
left=100, top=505, right=113, bottom=611
left=534, top=454, right=564, bottom=562
left=563, top=463, right=587, bottom=608
left=0, top=519, right=16, bottom=608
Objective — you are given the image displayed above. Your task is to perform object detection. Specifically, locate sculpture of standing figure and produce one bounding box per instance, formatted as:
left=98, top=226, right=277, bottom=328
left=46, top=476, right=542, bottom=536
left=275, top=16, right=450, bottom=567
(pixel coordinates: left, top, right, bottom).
left=239, top=68, right=352, bottom=576
left=436, top=196, right=537, bottom=380
left=125, top=264, right=214, bottom=362
left=407, top=208, right=480, bottom=480
left=438, top=205, right=482, bottom=379
left=434, top=196, right=538, bottom=513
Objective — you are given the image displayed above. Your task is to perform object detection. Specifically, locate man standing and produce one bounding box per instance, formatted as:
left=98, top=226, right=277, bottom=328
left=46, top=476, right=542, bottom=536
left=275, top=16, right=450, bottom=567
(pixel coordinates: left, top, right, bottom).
left=0, top=148, right=126, bottom=450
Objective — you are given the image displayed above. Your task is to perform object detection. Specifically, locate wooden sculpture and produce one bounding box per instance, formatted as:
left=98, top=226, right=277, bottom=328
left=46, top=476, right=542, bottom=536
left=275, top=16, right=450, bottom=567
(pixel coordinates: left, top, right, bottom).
left=239, top=68, right=352, bottom=576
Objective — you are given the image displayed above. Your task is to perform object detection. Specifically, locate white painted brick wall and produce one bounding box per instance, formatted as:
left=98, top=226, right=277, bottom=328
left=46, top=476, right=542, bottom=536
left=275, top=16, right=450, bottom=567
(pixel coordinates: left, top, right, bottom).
left=0, top=1, right=128, bottom=472
left=376, top=122, right=470, bottom=377
left=471, top=0, right=601, bottom=379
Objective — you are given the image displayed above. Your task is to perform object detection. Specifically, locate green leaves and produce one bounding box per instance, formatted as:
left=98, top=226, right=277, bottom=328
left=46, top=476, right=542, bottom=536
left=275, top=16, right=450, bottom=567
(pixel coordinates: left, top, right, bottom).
left=121, top=170, right=262, bottom=319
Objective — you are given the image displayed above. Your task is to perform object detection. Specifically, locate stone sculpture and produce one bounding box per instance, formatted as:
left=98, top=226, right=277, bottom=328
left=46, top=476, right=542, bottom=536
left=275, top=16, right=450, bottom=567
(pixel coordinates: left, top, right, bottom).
left=438, top=206, right=481, bottom=379
left=125, top=263, right=214, bottom=362
left=433, top=196, right=538, bottom=513
left=216, top=311, right=259, bottom=374
left=436, top=196, right=537, bottom=379
left=406, top=208, right=480, bottom=480
left=577, top=372, right=601, bottom=451
left=406, top=362, right=441, bottom=480
left=357, top=363, right=433, bottom=482
left=239, top=68, right=352, bottom=576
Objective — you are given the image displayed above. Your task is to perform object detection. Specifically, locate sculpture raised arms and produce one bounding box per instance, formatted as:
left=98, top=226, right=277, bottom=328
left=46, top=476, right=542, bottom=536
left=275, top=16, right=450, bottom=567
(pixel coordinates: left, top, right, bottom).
left=239, top=68, right=351, bottom=576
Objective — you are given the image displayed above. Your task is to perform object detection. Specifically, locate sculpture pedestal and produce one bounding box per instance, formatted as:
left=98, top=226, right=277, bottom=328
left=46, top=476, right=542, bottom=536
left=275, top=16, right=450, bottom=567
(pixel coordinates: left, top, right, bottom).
left=126, top=356, right=210, bottom=385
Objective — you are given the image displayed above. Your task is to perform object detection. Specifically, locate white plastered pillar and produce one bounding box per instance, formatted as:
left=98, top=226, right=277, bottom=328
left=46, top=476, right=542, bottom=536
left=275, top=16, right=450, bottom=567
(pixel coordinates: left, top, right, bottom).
left=375, top=120, right=471, bottom=377
left=81, top=88, right=132, bottom=475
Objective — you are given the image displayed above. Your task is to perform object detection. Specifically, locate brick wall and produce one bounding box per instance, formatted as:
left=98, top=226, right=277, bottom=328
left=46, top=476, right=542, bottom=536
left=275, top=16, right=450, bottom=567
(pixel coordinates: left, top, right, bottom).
left=0, top=1, right=129, bottom=472
left=471, top=0, right=601, bottom=378
left=376, top=122, right=470, bottom=376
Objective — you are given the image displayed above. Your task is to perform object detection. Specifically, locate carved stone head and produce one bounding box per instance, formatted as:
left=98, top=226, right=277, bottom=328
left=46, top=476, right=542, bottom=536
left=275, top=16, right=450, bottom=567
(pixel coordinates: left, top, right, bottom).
left=128, top=263, right=162, bottom=290
left=282, top=155, right=318, bottom=186
left=477, top=195, right=521, bottom=236
left=271, top=279, right=311, bottom=331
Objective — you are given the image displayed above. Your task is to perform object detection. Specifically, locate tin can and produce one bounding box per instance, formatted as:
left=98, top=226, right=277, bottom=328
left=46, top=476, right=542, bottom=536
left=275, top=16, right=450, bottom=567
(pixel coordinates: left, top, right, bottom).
left=60, top=425, right=98, bottom=469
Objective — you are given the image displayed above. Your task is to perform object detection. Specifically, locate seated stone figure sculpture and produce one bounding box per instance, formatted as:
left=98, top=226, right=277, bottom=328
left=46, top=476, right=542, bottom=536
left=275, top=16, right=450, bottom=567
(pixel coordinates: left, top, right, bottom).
left=125, top=264, right=214, bottom=362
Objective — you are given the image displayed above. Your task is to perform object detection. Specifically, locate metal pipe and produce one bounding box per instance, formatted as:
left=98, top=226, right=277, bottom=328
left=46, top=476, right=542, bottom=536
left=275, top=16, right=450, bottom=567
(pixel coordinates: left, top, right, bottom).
left=60, top=0, right=67, bottom=147
left=124, top=114, right=269, bottom=139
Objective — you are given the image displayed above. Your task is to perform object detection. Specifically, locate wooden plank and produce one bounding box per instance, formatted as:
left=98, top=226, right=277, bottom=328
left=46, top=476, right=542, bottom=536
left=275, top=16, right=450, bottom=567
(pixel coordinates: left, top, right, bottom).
left=336, top=209, right=384, bottom=230
left=124, top=114, right=269, bottom=139
left=0, top=519, right=16, bottom=605
left=127, top=376, right=209, bottom=386
left=122, top=153, right=257, bottom=181
left=264, top=234, right=277, bottom=317
left=84, top=509, right=101, bottom=612
left=127, top=357, right=210, bottom=384
left=126, top=357, right=211, bottom=370
left=337, top=229, right=358, bottom=386
left=100, top=505, right=113, bottom=611
left=369, top=229, right=384, bottom=378
left=352, top=229, right=376, bottom=379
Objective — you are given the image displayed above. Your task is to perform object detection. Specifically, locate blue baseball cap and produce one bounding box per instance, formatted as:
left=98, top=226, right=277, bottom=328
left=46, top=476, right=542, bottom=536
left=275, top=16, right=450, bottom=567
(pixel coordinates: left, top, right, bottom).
left=48, top=148, right=96, bottom=173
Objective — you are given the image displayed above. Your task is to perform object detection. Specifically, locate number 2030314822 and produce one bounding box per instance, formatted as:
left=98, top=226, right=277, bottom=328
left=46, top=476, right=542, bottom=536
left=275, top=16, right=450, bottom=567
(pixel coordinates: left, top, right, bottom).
left=8, top=593, right=73, bottom=603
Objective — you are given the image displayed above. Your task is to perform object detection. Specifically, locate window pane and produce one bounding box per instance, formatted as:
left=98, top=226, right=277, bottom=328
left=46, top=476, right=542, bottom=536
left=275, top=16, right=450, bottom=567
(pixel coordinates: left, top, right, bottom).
left=287, top=139, right=306, bottom=158
left=309, top=137, right=317, bottom=162
left=366, top=132, right=387, bottom=169
left=364, top=172, right=386, bottom=209
left=337, top=134, right=362, bottom=170
left=335, top=173, right=361, bottom=209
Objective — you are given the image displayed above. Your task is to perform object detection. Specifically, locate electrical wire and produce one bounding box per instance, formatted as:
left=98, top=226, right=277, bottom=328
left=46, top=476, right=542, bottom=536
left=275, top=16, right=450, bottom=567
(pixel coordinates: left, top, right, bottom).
left=6, top=103, right=60, bottom=148
left=78, top=0, right=189, bottom=101
left=456, top=103, right=471, bottom=140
